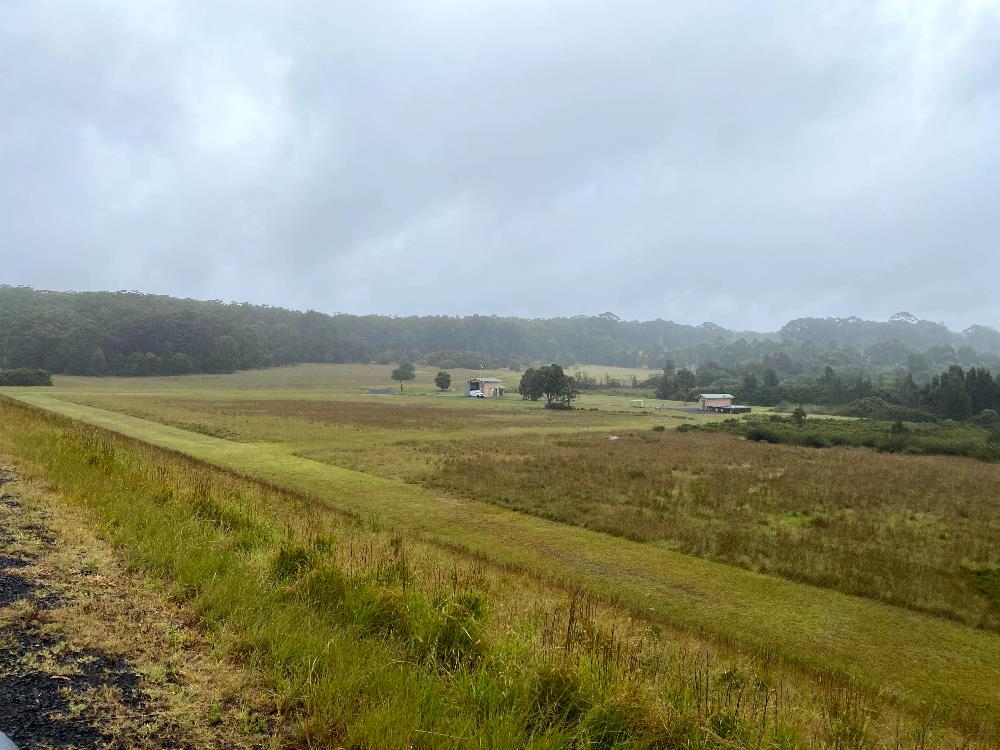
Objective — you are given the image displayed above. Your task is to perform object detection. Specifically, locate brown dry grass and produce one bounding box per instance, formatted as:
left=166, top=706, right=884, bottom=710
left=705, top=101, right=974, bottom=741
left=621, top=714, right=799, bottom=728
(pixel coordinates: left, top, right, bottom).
left=211, top=397, right=548, bottom=430
left=421, top=430, right=1000, bottom=631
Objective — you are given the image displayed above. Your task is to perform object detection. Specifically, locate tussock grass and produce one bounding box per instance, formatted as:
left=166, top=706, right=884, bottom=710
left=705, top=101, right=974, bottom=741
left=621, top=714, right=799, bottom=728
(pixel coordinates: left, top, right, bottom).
left=1, top=397, right=990, bottom=748
left=425, top=430, right=1000, bottom=631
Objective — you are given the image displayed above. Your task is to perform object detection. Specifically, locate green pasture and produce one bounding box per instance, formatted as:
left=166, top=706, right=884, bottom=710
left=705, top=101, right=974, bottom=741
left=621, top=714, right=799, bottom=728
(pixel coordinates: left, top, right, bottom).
left=5, top=369, right=1000, bottom=737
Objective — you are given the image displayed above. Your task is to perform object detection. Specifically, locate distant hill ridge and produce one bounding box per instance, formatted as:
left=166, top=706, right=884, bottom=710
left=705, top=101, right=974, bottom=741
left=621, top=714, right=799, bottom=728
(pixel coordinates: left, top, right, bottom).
left=1, top=285, right=998, bottom=376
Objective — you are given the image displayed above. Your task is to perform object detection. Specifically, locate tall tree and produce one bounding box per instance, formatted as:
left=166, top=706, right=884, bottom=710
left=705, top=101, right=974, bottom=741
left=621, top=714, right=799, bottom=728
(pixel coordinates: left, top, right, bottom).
left=391, top=362, right=416, bottom=391
left=90, top=348, right=108, bottom=377
left=519, top=368, right=544, bottom=401
left=538, top=364, right=578, bottom=408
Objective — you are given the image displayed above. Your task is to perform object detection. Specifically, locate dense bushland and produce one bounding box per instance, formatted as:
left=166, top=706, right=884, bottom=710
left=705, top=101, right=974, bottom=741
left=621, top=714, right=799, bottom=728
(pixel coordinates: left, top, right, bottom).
left=0, top=367, right=52, bottom=386
left=5, top=285, right=1000, bottom=379
left=0, top=286, right=747, bottom=375
left=654, top=361, right=1000, bottom=421
left=698, top=414, right=1000, bottom=462
left=3, top=397, right=948, bottom=748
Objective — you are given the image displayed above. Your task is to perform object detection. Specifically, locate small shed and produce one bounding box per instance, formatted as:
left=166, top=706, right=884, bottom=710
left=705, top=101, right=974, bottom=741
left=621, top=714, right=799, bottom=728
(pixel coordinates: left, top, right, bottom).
left=466, top=377, right=505, bottom=398
left=698, top=393, right=735, bottom=411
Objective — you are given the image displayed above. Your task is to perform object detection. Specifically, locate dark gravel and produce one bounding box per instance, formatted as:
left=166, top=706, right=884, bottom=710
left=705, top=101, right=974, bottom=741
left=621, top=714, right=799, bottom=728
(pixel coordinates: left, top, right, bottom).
left=0, top=572, right=33, bottom=609
left=0, top=472, right=192, bottom=749
left=0, top=630, right=145, bottom=749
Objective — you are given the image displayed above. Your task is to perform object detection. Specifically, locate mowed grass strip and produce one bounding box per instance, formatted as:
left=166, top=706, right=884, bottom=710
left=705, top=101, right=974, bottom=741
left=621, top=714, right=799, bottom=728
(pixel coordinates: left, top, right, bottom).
left=9, top=392, right=1000, bottom=738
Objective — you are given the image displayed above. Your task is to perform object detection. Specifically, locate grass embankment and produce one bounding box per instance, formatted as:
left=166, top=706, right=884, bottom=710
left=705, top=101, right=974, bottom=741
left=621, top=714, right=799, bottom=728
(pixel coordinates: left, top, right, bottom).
left=6, top=392, right=1000, bottom=744
left=2, top=397, right=953, bottom=749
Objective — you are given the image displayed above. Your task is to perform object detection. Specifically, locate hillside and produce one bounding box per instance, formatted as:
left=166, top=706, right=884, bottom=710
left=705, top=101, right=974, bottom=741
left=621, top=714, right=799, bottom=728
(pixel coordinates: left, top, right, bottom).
left=2, top=285, right=1000, bottom=377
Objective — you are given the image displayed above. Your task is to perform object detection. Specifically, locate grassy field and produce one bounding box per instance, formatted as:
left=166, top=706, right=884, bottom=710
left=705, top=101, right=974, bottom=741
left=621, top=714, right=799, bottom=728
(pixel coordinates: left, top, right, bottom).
left=3, top=363, right=1000, bottom=745
left=419, top=430, right=1000, bottom=630
left=2, top=396, right=962, bottom=749
left=50, top=362, right=660, bottom=396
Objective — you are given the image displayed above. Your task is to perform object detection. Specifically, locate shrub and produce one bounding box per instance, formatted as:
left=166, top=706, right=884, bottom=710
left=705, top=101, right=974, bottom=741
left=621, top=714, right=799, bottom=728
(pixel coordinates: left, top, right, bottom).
left=974, top=409, right=999, bottom=428
left=746, top=425, right=782, bottom=443
left=801, top=433, right=830, bottom=448
left=0, top=368, right=52, bottom=386
left=841, top=397, right=937, bottom=423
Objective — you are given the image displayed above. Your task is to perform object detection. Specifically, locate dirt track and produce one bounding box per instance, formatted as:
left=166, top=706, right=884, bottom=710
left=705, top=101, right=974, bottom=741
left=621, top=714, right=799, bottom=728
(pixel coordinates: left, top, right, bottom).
left=0, top=470, right=270, bottom=749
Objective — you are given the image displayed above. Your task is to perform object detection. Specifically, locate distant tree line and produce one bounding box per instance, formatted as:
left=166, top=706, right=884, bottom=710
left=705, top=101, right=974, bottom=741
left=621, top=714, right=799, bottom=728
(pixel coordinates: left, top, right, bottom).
left=4, top=286, right=1000, bottom=378
left=652, top=358, right=1000, bottom=423
left=0, top=368, right=52, bottom=386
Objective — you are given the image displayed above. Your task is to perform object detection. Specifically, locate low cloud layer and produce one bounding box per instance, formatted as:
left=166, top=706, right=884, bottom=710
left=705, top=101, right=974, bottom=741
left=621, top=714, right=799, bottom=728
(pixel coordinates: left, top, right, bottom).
left=3, top=1, right=999, bottom=330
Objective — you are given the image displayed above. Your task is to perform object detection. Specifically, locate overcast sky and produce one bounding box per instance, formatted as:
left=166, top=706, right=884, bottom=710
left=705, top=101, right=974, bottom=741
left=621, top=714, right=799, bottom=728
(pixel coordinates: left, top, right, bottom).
left=2, top=1, right=999, bottom=331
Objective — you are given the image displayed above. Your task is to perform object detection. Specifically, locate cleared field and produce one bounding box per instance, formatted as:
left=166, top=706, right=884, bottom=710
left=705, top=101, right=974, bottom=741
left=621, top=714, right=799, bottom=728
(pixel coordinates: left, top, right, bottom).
left=5, top=394, right=976, bottom=749
left=50, top=362, right=660, bottom=395
left=32, top=379, right=1000, bottom=631
left=5, top=383, right=1000, bottom=743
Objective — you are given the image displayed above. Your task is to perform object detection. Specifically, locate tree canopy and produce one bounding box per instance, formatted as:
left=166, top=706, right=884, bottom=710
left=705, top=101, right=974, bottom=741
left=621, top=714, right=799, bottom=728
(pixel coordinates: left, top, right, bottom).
left=3, top=287, right=1000, bottom=380
left=391, top=362, right=416, bottom=390
left=519, top=364, right=577, bottom=408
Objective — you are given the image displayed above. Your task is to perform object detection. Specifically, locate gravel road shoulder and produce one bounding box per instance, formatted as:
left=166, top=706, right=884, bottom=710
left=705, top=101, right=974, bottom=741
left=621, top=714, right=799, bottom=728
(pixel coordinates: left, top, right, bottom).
left=0, top=467, right=275, bottom=749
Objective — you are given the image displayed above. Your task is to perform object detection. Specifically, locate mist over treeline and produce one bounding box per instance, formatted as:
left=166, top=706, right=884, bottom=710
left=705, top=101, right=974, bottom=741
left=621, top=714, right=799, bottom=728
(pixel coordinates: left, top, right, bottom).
left=2, top=286, right=1000, bottom=378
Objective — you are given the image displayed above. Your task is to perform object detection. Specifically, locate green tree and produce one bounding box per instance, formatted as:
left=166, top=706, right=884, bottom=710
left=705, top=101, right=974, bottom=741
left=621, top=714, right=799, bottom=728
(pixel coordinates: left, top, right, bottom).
left=673, top=368, right=696, bottom=402
left=434, top=371, right=451, bottom=391
left=90, top=348, right=108, bottom=377
left=655, top=364, right=675, bottom=400
left=791, top=406, right=807, bottom=427
left=391, top=362, right=416, bottom=391
left=208, top=335, right=240, bottom=373
left=518, top=367, right=544, bottom=401
left=538, top=363, right=578, bottom=408
left=928, top=366, right=972, bottom=420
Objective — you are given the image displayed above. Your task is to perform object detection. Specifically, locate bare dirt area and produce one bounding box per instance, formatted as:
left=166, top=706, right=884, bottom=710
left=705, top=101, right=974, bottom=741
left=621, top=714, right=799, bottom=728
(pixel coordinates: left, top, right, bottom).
left=0, top=468, right=272, bottom=749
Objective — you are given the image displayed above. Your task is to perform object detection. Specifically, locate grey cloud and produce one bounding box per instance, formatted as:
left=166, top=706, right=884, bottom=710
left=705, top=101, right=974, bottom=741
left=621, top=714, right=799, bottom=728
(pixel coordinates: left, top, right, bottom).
left=2, top=0, right=999, bottom=331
